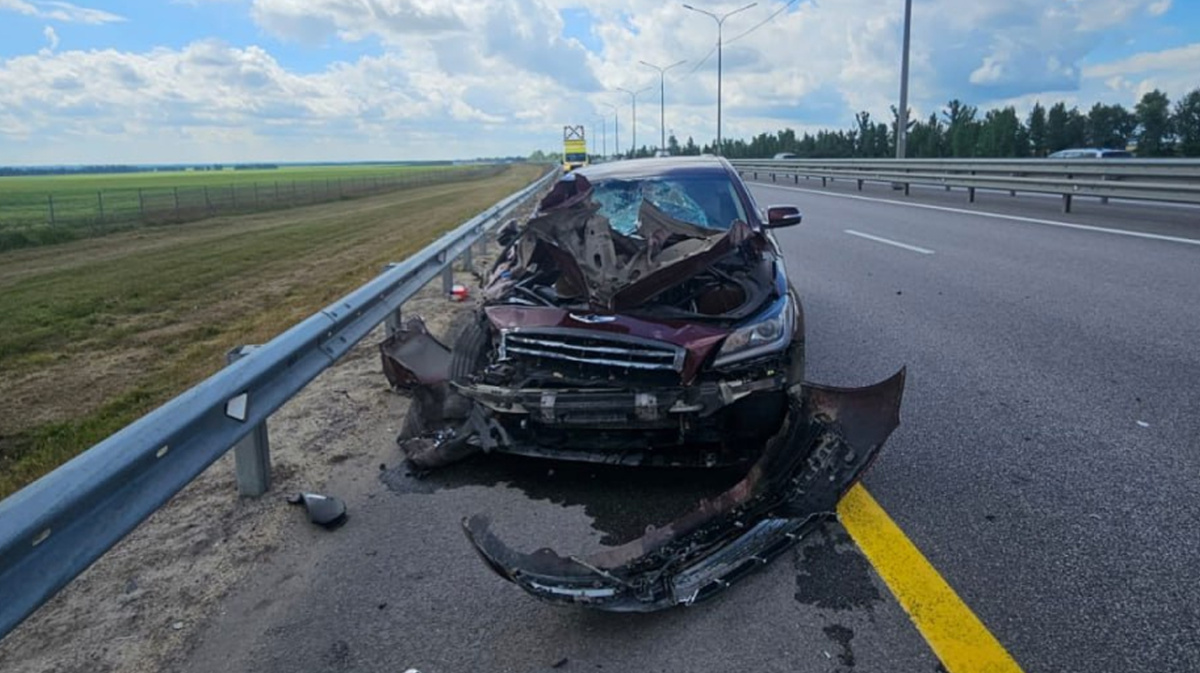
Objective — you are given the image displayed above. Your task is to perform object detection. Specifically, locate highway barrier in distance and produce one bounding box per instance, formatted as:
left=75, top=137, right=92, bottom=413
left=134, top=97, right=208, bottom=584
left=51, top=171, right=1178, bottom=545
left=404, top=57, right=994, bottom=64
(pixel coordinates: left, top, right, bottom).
left=729, top=157, right=1200, bottom=212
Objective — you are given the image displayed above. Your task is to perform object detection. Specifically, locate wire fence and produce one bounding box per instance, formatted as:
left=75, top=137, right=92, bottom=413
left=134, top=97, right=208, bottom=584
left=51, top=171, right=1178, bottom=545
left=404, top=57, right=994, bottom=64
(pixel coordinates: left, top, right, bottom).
left=0, top=165, right=507, bottom=251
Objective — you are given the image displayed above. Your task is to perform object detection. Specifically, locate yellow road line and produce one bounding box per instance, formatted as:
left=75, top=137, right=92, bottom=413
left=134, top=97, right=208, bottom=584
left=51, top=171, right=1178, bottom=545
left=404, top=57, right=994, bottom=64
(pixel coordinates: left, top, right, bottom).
left=838, top=484, right=1025, bottom=673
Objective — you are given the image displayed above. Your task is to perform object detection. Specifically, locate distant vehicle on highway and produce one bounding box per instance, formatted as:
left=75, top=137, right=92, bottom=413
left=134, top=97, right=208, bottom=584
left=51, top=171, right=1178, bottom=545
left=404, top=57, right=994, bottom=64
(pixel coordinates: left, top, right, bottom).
left=773, top=152, right=799, bottom=159
left=1048, top=148, right=1134, bottom=159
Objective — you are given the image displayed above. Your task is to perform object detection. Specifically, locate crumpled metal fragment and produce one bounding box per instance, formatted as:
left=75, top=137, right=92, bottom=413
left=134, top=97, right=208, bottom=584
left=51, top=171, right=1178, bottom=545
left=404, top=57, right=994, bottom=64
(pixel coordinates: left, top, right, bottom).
left=462, top=369, right=906, bottom=611
left=483, top=173, right=766, bottom=312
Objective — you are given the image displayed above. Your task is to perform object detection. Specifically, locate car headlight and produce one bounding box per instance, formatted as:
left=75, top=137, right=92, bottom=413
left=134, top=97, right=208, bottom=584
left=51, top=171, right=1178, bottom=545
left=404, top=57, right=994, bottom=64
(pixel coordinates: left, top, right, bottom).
left=713, top=295, right=794, bottom=368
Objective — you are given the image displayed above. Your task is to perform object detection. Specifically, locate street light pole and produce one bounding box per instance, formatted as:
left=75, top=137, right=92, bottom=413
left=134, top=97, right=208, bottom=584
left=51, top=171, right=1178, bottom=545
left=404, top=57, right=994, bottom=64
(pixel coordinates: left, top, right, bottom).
left=896, top=0, right=912, bottom=159
left=594, top=116, right=607, bottom=158
left=616, top=87, right=653, bottom=157
left=601, top=103, right=619, bottom=160
left=683, top=2, right=756, bottom=155
left=639, top=59, right=686, bottom=152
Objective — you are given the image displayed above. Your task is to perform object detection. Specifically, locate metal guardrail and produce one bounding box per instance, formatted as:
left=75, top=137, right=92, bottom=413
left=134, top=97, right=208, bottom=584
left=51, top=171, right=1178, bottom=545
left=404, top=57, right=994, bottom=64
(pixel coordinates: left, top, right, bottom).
left=729, top=158, right=1200, bottom=212
left=0, top=166, right=559, bottom=640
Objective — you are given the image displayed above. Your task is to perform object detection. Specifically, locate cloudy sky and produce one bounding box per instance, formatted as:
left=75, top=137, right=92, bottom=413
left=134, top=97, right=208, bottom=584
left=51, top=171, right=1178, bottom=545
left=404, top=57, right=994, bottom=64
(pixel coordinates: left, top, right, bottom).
left=0, top=0, right=1196, bottom=164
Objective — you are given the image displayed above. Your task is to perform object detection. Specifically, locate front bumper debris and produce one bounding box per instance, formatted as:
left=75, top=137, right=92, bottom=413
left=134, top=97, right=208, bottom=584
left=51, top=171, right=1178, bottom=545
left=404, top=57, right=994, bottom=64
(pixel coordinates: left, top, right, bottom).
left=461, top=369, right=906, bottom=611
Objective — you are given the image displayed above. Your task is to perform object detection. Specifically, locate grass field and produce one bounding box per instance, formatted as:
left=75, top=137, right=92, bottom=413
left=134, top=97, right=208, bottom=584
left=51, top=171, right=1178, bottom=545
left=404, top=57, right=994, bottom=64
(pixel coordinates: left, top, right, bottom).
left=0, top=163, right=544, bottom=499
left=0, top=163, right=497, bottom=250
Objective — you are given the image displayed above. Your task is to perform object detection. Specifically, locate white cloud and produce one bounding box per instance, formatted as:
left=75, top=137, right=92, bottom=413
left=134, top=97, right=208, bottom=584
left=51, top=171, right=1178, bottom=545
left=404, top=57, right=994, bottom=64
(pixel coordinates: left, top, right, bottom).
left=0, top=0, right=1195, bottom=163
left=1083, top=43, right=1200, bottom=79
left=41, top=24, right=58, bottom=52
left=1147, top=0, right=1171, bottom=16
left=0, top=0, right=124, bottom=23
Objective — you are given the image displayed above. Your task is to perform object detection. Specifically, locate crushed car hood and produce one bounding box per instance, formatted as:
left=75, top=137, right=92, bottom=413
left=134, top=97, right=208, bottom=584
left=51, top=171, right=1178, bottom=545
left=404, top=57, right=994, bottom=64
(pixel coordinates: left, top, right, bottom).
left=484, top=173, right=774, bottom=319
left=462, top=369, right=906, bottom=611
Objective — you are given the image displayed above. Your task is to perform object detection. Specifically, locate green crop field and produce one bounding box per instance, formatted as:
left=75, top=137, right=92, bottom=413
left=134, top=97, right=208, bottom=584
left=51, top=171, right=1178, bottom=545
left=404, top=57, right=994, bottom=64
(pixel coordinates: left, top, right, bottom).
left=0, top=163, right=498, bottom=251
left=0, top=163, right=544, bottom=499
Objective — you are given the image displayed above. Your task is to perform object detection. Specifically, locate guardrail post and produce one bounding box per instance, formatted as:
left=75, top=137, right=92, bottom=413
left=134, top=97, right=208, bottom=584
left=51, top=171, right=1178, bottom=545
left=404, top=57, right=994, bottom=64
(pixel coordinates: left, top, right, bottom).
left=1062, top=194, right=1072, bottom=213
left=225, top=345, right=271, bottom=497
left=968, top=187, right=976, bottom=203
left=857, top=179, right=863, bottom=191
left=821, top=177, right=827, bottom=188
left=381, top=263, right=404, bottom=338
left=794, top=175, right=798, bottom=184
left=771, top=173, right=776, bottom=182
left=462, top=245, right=474, bottom=274
left=442, top=254, right=455, bottom=295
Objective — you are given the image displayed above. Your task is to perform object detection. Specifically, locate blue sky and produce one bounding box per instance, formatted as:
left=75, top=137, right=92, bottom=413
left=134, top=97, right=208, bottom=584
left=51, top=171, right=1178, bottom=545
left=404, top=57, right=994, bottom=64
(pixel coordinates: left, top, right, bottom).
left=0, top=0, right=1196, bottom=163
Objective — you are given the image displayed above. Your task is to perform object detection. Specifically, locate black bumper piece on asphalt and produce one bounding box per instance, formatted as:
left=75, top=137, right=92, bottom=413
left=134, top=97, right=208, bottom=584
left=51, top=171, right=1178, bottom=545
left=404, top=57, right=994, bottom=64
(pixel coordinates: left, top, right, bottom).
left=462, top=369, right=906, bottom=612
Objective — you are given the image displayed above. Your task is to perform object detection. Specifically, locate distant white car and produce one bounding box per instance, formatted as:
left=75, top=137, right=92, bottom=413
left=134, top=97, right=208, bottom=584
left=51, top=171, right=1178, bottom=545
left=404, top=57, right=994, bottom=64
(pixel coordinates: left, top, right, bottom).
left=773, top=152, right=798, bottom=160
left=1048, top=148, right=1133, bottom=158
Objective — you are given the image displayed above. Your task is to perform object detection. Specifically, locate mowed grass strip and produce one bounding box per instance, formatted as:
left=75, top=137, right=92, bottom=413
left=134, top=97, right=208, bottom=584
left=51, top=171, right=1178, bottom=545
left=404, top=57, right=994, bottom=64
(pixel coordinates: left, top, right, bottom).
left=0, top=164, right=496, bottom=250
left=0, top=164, right=544, bottom=499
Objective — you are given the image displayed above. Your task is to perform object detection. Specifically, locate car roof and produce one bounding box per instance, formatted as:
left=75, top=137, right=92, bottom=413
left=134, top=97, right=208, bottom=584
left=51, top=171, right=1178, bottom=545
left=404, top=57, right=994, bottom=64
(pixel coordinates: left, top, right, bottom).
left=573, top=155, right=733, bottom=181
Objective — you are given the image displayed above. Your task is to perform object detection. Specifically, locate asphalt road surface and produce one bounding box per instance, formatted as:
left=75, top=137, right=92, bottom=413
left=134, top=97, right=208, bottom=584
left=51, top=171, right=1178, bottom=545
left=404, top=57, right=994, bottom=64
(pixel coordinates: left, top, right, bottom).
left=182, top=180, right=1200, bottom=673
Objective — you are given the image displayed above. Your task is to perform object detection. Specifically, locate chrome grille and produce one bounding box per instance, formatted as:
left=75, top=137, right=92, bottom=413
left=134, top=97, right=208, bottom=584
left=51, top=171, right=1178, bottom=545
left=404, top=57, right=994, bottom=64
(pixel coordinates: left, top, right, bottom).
left=500, top=328, right=684, bottom=372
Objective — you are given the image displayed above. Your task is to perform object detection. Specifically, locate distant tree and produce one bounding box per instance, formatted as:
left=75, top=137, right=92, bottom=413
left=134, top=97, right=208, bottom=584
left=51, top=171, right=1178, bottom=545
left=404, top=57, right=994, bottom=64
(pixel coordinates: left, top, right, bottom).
left=1086, top=102, right=1136, bottom=149
left=854, top=111, right=874, bottom=157
left=667, top=134, right=682, bottom=155
left=1028, top=103, right=1047, bottom=156
left=1136, top=89, right=1174, bottom=156
left=943, top=99, right=979, bottom=157
left=1045, top=102, right=1086, bottom=152
left=975, top=107, right=1026, bottom=157
left=1173, top=89, right=1200, bottom=157
left=908, top=113, right=945, bottom=157
left=683, top=136, right=700, bottom=155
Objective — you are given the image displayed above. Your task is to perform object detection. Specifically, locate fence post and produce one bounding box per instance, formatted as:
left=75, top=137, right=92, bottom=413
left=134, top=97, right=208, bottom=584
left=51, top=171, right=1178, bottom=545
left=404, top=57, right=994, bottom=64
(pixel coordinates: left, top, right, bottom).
left=225, top=345, right=271, bottom=497
left=47, top=194, right=55, bottom=225
left=97, top=191, right=105, bottom=223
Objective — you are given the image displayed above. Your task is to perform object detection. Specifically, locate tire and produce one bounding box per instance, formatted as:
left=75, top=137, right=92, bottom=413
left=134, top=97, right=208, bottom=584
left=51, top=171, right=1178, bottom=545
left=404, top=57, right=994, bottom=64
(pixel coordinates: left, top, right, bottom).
left=441, top=313, right=492, bottom=421
left=448, top=313, right=491, bottom=382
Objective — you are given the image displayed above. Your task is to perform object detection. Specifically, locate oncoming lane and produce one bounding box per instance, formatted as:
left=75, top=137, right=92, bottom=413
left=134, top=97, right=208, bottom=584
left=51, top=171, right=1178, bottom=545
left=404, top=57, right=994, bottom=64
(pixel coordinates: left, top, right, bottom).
left=749, top=180, right=1200, bottom=673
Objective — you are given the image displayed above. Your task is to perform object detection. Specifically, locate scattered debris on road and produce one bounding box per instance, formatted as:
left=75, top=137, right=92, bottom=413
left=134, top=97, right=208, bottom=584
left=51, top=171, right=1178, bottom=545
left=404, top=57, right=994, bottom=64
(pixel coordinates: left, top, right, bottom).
left=287, top=492, right=348, bottom=530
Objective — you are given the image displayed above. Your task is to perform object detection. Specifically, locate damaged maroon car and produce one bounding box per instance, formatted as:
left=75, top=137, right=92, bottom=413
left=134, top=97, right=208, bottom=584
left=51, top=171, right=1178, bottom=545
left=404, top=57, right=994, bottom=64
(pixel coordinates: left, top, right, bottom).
left=383, top=156, right=809, bottom=469
left=380, top=156, right=906, bottom=611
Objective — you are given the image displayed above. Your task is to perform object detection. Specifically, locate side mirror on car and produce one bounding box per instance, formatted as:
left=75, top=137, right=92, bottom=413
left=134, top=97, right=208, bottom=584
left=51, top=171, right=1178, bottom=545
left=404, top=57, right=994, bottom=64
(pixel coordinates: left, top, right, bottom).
left=763, top=205, right=803, bottom=229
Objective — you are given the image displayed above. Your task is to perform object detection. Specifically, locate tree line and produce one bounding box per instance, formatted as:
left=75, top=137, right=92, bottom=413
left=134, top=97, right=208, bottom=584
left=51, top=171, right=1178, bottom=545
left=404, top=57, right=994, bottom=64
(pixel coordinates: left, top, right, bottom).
left=633, top=87, right=1200, bottom=160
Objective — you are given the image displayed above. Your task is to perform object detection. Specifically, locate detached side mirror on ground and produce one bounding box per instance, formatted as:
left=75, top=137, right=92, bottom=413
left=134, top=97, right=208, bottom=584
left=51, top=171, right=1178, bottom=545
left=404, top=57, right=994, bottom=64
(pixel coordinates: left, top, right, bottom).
left=763, top=205, right=803, bottom=229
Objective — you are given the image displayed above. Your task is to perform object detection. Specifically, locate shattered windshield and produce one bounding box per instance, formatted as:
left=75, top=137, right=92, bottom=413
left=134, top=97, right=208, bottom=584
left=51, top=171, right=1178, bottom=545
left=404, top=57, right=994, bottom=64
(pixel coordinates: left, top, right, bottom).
left=590, top=176, right=747, bottom=234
